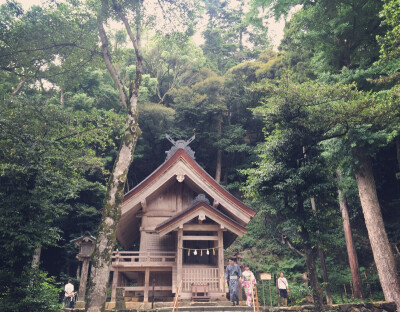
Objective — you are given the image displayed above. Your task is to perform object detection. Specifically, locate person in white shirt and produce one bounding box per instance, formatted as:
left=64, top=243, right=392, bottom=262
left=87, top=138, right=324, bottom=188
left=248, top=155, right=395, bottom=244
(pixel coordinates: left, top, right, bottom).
left=277, top=272, right=289, bottom=306
left=64, top=279, right=75, bottom=308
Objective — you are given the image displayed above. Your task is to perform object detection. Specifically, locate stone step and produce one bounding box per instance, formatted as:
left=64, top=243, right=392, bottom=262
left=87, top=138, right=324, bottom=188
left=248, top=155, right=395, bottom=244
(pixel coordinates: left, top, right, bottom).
left=157, top=307, right=256, bottom=312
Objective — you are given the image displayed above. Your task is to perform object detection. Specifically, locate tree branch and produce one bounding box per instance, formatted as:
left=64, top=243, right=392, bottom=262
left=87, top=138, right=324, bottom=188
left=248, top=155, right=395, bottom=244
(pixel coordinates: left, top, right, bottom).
left=0, top=43, right=100, bottom=58
left=278, top=230, right=306, bottom=257
left=97, top=2, right=129, bottom=110
left=112, top=0, right=143, bottom=101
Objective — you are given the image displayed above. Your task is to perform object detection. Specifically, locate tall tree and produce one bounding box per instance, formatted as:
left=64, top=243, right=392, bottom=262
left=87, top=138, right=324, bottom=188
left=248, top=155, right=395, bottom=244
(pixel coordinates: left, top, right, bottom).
left=336, top=170, right=363, bottom=299
left=268, top=0, right=386, bottom=89
left=243, top=73, right=381, bottom=309
left=85, top=0, right=197, bottom=310
left=85, top=0, right=143, bottom=310
left=0, top=91, right=116, bottom=311
left=353, top=142, right=400, bottom=307
left=322, top=89, right=400, bottom=308
left=201, top=0, right=270, bottom=74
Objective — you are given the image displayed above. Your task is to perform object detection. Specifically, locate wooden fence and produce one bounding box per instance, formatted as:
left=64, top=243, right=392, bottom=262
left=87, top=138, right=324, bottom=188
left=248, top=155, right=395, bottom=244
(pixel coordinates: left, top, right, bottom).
left=182, top=267, right=220, bottom=292
left=112, top=251, right=176, bottom=266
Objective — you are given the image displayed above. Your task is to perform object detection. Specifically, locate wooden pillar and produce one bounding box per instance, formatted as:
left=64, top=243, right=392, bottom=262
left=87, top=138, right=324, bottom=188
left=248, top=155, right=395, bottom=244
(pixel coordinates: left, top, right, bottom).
left=177, top=228, right=183, bottom=290
left=218, top=229, right=224, bottom=293
left=176, top=181, right=183, bottom=212
left=144, top=268, right=150, bottom=302
left=78, top=258, right=90, bottom=300
left=111, top=270, right=119, bottom=302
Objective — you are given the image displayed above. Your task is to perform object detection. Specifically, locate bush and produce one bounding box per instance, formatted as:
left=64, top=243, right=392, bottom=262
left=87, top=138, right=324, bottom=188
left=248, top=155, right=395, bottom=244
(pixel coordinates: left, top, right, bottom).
left=0, top=269, right=62, bottom=312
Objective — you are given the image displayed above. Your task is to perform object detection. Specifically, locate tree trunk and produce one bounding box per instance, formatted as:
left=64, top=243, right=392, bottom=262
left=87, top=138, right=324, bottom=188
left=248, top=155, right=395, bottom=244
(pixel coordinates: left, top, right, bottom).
left=303, top=238, right=324, bottom=311
left=310, top=197, right=333, bottom=306
left=85, top=103, right=140, bottom=312
left=336, top=170, right=363, bottom=299
left=11, top=77, right=26, bottom=96
left=353, top=146, right=400, bottom=309
left=396, top=136, right=400, bottom=173
left=215, top=114, right=222, bottom=183
left=318, top=248, right=332, bottom=305
left=31, top=246, right=41, bottom=269
left=60, top=89, right=65, bottom=107
left=297, top=193, right=323, bottom=310
left=85, top=1, right=143, bottom=311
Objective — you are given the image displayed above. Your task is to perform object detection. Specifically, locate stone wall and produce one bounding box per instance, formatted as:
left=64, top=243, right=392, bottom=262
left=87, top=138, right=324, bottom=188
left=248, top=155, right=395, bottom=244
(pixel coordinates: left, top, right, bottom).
left=265, top=301, right=396, bottom=312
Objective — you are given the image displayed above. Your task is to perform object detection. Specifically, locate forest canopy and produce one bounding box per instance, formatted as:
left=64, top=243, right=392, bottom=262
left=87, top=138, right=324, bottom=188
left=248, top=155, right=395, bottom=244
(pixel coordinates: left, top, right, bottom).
left=0, top=0, right=399, bottom=311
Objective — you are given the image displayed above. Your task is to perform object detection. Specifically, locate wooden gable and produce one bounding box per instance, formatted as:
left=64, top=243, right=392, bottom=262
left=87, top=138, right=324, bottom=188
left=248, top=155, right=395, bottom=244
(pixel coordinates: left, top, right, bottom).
left=155, top=201, right=248, bottom=237
left=117, top=147, right=256, bottom=249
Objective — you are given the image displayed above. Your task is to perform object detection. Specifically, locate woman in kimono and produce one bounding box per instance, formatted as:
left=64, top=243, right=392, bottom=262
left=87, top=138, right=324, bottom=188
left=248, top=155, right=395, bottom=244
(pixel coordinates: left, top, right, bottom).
left=241, top=264, right=256, bottom=307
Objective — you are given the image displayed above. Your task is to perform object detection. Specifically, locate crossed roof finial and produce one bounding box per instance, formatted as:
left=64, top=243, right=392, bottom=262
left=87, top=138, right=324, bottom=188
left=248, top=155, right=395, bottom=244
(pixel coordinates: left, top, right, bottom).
left=165, top=134, right=195, bottom=160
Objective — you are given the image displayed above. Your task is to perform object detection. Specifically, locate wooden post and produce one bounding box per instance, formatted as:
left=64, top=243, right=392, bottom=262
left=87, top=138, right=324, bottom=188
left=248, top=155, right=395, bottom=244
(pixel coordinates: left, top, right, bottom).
left=276, top=274, right=280, bottom=307
left=111, top=270, right=119, bottom=302
left=76, top=263, right=81, bottom=279
left=269, top=279, right=272, bottom=307
left=262, top=280, right=265, bottom=308
left=177, top=228, right=183, bottom=293
left=176, top=182, right=183, bottom=212
left=78, top=258, right=90, bottom=300
left=144, top=268, right=150, bottom=302
left=152, top=278, right=155, bottom=309
left=250, top=283, right=256, bottom=312
left=218, top=229, right=224, bottom=293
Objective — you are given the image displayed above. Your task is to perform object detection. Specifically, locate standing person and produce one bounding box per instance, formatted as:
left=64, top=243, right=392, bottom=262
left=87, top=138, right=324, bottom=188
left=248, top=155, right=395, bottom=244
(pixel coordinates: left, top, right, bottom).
left=225, top=257, right=242, bottom=306
left=277, top=272, right=289, bottom=306
left=241, top=264, right=257, bottom=307
left=64, top=279, right=75, bottom=308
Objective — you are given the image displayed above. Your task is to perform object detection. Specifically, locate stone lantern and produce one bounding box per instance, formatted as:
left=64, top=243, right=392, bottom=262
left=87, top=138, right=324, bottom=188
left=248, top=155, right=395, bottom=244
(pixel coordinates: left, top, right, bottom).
left=71, top=231, right=96, bottom=305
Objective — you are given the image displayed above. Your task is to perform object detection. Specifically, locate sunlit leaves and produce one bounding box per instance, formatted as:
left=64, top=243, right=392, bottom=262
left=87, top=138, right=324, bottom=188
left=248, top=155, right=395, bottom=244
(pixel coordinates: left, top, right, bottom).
left=0, top=95, right=121, bottom=270
left=377, top=0, right=400, bottom=61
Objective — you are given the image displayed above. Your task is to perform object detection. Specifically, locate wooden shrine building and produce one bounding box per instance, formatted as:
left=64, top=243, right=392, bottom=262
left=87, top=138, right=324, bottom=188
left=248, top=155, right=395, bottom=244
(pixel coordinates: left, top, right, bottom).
left=109, top=136, right=256, bottom=304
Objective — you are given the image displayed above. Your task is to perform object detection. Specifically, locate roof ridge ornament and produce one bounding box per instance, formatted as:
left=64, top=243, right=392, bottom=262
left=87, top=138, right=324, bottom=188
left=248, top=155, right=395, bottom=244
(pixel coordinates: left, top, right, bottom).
left=190, top=194, right=210, bottom=206
left=165, top=134, right=196, bottom=160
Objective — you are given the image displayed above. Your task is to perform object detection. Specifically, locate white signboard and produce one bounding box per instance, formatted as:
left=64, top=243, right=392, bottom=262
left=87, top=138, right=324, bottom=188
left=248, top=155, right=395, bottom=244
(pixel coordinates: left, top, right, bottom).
left=259, top=273, right=272, bottom=280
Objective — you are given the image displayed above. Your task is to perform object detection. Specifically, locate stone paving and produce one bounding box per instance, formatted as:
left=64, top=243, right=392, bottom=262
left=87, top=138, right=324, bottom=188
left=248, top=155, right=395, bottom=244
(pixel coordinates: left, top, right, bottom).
left=64, top=300, right=396, bottom=312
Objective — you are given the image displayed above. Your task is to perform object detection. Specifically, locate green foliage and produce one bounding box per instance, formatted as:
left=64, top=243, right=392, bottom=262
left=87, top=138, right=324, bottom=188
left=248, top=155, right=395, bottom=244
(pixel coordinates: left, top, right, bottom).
left=0, top=0, right=399, bottom=305
left=142, top=33, right=206, bottom=104
left=0, top=269, right=62, bottom=312
left=201, top=0, right=271, bottom=74
left=0, top=0, right=99, bottom=90
left=128, top=101, right=175, bottom=184
left=377, top=0, right=400, bottom=61
left=138, top=74, right=158, bottom=102
left=275, top=0, right=385, bottom=88
left=0, top=91, right=122, bottom=306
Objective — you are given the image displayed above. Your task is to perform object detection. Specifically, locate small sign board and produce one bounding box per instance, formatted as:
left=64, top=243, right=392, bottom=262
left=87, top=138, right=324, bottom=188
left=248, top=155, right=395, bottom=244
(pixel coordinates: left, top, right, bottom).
left=259, top=273, right=271, bottom=280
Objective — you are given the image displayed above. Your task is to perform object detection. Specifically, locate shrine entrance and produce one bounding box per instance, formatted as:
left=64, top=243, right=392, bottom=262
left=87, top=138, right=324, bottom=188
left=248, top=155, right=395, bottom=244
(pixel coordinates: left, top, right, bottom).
left=105, top=136, right=256, bottom=308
